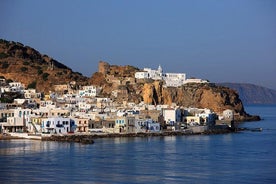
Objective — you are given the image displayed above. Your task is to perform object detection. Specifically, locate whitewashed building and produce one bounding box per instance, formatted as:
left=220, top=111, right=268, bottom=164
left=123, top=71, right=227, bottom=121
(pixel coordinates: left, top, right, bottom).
left=9, top=82, right=25, bottom=92
left=41, top=117, right=75, bottom=134
left=164, top=73, right=186, bottom=87
left=162, top=108, right=182, bottom=125
left=24, top=89, right=41, bottom=99
left=143, top=65, right=163, bottom=80
left=135, top=65, right=186, bottom=87
left=135, top=71, right=150, bottom=79
left=184, top=78, right=209, bottom=84
left=79, top=85, right=100, bottom=97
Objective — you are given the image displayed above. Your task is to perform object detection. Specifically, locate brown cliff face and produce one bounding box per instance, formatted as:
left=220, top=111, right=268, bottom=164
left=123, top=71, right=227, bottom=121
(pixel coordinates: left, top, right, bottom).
left=142, top=82, right=243, bottom=112
left=141, top=82, right=252, bottom=120
left=164, top=84, right=244, bottom=114
left=0, top=39, right=88, bottom=92
left=89, top=62, right=253, bottom=120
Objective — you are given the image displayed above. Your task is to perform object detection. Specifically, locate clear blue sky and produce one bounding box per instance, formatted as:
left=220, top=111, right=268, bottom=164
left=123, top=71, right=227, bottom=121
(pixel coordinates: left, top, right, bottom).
left=1, top=0, right=276, bottom=89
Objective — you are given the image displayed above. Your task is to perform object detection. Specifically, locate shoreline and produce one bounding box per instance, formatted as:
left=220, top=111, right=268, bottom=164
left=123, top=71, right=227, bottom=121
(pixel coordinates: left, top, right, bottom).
left=1, top=122, right=262, bottom=144
left=0, top=126, right=235, bottom=144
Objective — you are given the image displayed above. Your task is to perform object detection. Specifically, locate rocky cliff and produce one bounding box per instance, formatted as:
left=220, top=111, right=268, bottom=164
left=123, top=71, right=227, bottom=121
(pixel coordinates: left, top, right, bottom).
left=90, top=62, right=258, bottom=121
left=141, top=82, right=258, bottom=121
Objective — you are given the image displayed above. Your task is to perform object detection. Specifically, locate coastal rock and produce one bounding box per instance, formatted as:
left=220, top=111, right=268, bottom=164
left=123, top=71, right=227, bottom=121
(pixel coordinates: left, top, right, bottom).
left=42, top=135, right=94, bottom=144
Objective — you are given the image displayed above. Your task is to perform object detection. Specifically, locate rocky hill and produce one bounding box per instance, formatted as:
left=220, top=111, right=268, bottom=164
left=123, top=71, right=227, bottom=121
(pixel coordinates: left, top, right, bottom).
left=0, top=39, right=260, bottom=121
left=89, top=62, right=259, bottom=121
left=0, top=39, right=88, bottom=92
left=218, top=83, right=276, bottom=104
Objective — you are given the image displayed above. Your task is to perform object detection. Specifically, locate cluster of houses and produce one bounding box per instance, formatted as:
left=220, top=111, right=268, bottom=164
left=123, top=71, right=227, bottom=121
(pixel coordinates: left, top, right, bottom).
left=0, top=65, right=234, bottom=136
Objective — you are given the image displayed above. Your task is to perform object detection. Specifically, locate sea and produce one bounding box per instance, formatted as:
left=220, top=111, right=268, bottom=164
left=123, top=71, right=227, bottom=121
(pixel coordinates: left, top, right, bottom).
left=0, top=105, right=275, bottom=184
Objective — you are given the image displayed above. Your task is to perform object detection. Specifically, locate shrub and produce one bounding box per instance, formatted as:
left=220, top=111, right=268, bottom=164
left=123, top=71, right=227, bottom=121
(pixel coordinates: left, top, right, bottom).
left=42, top=72, right=49, bottom=81
left=20, top=67, right=28, bottom=72
left=23, top=61, right=30, bottom=65
left=37, top=69, right=43, bottom=75
left=0, top=53, right=8, bottom=59
left=1, top=61, right=9, bottom=69
left=27, top=81, right=37, bottom=89
left=6, top=79, right=13, bottom=83
left=57, top=72, right=63, bottom=76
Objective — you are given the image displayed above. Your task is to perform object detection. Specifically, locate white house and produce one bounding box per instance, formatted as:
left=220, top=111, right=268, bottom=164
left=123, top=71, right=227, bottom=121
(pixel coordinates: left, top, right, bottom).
left=114, top=116, right=136, bottom=133
left=24, top=89, right=41, bottom=99
left=164, top=73, right=186, bottom=87
left=79, top=85, right=100, bottom=97
left=194, top=109, right=217, bottom=126
left=41, top=117, right=75, bottom=134
left=184, top=78, right=209, bottom=84
left=136, top=118, right=160, bottom=132
left=77, top=101, right=92, bottom=112
left=162, top=108, right=182, bottom=125
left=142, top=65, right=163, bottom=80
left=223, top=109, right=234, bottom=120
left=9, top=82, right=25, bottom=92
left=135, top=71, right=150, bottom=79
left=0, top=108, right=31, bottom=133
left=40, top=100, right=57, bottom=109
left=135, top=65, right=186, bottom=87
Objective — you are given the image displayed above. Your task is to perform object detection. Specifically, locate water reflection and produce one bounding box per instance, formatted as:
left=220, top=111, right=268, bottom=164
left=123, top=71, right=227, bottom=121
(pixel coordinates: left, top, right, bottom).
left=0, top=118, right=275, bottom=184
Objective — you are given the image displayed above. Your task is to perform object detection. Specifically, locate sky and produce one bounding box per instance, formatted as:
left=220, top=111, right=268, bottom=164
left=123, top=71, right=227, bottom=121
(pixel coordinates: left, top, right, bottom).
left=1, top=0, right=276, bottom=89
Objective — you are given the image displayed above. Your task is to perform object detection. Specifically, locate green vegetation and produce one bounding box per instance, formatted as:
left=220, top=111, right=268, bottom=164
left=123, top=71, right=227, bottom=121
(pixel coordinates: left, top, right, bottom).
left=23, top=61, right=30, bottom=65
left=6, top=79, right=13, bottom=83
left=0, top=53, right=8, bottom=59
left=42, top=72, right=49, bottom=81
left=57, top=72, right=63, bottom=76
left=1, top=61, right=9, bottom=69
left=27, top=81, right=37, bottom=89
left=0, top=92, right=24, bottom=103
left=20, top=67, right=28, bottom=72
left=37, top=69, right=43, bottom=75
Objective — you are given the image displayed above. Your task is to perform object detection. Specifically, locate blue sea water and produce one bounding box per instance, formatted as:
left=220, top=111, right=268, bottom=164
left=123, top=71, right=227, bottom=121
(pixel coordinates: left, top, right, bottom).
left=0, top=105, right=275, bottom=184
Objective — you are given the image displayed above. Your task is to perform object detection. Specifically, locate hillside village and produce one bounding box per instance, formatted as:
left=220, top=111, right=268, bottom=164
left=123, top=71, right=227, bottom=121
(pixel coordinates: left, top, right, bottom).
left=0, top=61, right=237, bottom=138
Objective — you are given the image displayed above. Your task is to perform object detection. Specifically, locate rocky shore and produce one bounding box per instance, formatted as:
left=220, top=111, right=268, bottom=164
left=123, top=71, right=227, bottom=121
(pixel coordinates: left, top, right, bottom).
left=4, top=126, right=261, bottom=144
left=41, top=127, right=235, bottom=144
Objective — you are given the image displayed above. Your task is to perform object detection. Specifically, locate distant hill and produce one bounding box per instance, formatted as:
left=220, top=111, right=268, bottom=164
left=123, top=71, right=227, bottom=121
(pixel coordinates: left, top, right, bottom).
left=218, top=83, right=276, bottom=104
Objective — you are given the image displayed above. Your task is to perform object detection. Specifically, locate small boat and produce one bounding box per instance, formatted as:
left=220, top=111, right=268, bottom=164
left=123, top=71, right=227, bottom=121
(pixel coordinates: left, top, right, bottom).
left=250, top=128, right=262, bottom=132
